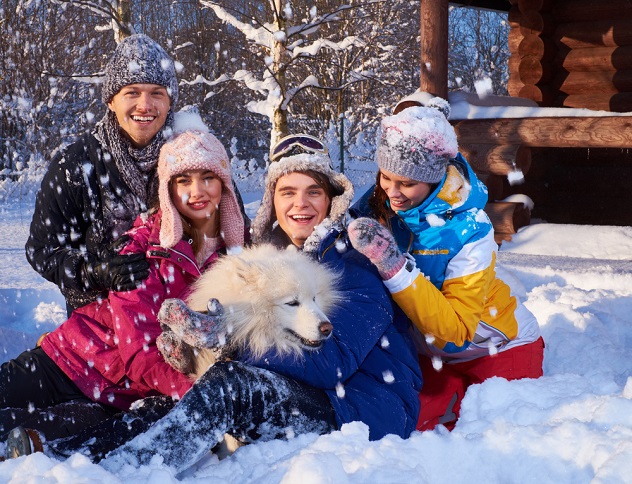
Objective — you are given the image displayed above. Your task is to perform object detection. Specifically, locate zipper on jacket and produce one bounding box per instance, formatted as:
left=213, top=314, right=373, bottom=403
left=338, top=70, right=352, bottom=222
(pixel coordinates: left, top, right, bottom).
left=320, top=232, right=345, bottom=260
left=147, top=246, right=202, bottom=276
left=395, top=214, right=415, bottom=253
left=148, top=249, right=170, bottom=258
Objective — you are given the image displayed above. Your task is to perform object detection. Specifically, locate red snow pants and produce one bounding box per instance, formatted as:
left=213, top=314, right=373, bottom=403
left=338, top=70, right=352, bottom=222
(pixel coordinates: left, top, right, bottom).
left=416, top=336, right=544, bottom=431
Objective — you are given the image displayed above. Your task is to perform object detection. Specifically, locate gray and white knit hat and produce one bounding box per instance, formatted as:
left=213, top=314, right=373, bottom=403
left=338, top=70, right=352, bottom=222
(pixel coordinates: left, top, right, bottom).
left=102, top=34, right=179, bottom=105
left=157, top=120, right=244, bottom=250
left=252, top=149, right=354, bottom=244
left=376, top=96, right=458, bottom=184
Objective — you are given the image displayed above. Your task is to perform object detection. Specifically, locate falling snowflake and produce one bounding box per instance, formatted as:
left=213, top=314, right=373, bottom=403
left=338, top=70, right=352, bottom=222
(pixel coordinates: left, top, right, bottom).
left=335, top=382, right=346, bottom=398
left=382, top=370, right=395, bottom=383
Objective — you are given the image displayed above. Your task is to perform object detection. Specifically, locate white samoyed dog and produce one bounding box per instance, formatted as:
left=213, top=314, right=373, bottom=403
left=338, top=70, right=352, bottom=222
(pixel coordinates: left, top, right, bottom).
left=159, top=243, right=342, bottom=379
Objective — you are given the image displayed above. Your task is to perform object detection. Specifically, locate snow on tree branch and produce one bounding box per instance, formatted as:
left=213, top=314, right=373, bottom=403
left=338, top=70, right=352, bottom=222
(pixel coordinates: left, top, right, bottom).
left=197, top=0, right=378, bottom=150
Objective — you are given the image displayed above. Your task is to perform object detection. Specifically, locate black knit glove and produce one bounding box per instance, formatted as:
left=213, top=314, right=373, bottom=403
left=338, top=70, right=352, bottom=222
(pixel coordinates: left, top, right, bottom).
left=82, top=235, right=150, bottom=292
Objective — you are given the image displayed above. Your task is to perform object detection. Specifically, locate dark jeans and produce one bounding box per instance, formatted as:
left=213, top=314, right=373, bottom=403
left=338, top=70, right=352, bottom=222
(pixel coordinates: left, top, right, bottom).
left=53, top=361, right=336, bottom=472
left=0, top=347, right=116, bottom=440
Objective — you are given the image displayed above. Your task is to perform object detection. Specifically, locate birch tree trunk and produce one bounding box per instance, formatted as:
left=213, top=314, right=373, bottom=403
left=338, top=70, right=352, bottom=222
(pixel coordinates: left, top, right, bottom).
left=270, top=0, right=289, bottom=152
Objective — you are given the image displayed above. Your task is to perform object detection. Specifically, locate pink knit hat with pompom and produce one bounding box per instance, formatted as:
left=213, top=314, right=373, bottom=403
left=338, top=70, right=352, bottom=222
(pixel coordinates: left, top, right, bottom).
left=157, top=130, right=244, bottom=250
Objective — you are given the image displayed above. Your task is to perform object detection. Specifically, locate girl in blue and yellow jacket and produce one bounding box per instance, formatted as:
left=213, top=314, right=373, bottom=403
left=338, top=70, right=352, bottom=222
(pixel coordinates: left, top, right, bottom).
left=349, top=95, right=543, bottom=431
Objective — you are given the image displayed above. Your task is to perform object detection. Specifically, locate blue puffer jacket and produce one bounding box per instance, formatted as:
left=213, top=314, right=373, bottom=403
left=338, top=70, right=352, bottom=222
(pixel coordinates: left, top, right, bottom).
left=241, top=225, right=422, bottom=440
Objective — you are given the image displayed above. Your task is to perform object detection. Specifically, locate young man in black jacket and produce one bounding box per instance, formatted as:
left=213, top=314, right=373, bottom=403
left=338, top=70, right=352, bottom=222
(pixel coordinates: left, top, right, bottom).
left=26, top=34, right=179, bottom=315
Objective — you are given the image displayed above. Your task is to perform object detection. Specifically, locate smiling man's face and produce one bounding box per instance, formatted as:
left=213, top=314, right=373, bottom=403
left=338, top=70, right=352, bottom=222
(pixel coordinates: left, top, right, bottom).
left=107, top=83, right=170, bottom=148
left=273, top=172, right=331, bottom=247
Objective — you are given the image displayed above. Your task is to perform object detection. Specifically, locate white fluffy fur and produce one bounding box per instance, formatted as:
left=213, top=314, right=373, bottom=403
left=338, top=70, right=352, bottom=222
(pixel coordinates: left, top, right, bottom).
left=186, top=244, right=342, bottom=377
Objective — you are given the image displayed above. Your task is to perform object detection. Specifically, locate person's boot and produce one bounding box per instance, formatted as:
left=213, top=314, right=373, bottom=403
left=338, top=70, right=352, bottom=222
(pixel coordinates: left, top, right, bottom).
left=5, top=427, right=43, bottom=459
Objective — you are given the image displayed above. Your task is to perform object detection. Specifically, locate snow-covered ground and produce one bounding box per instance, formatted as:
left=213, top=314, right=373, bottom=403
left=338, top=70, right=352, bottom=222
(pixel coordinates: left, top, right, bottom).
left=1, top=197, right=632, bottom=483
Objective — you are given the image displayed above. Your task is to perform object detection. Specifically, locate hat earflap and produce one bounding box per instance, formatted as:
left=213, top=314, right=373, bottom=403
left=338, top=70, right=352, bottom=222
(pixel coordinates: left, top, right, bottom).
left=159, top=179, right=184, bottom=248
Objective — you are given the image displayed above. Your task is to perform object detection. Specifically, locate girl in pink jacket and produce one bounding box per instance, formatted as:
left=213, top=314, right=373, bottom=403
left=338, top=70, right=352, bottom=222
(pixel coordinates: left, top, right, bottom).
left=0, top=126, right=245, bottom=444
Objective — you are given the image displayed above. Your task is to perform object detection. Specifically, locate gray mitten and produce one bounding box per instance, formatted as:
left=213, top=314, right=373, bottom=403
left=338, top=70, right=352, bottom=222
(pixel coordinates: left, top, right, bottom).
left=158, top=298, right=226, bottom=349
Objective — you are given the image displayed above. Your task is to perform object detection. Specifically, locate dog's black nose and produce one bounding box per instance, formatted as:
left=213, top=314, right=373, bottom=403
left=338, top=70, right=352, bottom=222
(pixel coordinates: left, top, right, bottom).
left=319, top=321, right=333, bottom=337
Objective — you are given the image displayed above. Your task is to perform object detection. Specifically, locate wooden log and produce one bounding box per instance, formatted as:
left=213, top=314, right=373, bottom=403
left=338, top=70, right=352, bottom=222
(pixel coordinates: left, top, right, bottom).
left=556, top=19, right=632, bottom=49
left=494, top=232, right=514, bottom=244
left=518, top=55, right=553, bottom=84
left=479, top=174, right=508, bottom=202
left=507, top=55, right=524, bottom=97
left=507, top=81, right=524, bottom=98
left=452, top=117, right=632, bottom=148
left=518, top=35, right=545, bottom=59
left=459, top=143, right=531, bottom=177
left=560, top=45, right=632, bottom=72
left=559, top=93, right=632, bottom=112
left=507, top=4, right=521, bottom=29
left=518, top=0, right=551, bottom=12
left=420, top=0, right=448, bottom=99
left=517, top=84, right=556, bottom=106
left=517, top=9, right=545, bottom=36
left=485, top=201, right=532, bottom=244
left=518, top=55, right=544, bottom=84
left=520, top=12, right=555, bottom=37
left=508, top=27, right=525, bottom=55
left=553, top=0, right=632, bottom=24
left=508, top=33, right=550, bottom=61
left=554, top=70, right=632, bottom=96
left=518, top=9, right=544, bottom=35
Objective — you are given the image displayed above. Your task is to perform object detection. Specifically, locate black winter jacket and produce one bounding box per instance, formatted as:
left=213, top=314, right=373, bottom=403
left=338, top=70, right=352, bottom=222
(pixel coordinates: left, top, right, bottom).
left=25, top=134, right=145, bottom=313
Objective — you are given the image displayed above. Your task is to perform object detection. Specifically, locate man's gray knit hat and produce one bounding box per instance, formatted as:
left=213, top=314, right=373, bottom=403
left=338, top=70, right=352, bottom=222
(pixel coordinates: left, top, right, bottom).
left=377, top=96, right=457, bottom=184
left=252, top=150, right=354, bottom=244
left=102, top=34, right=179, bottom=105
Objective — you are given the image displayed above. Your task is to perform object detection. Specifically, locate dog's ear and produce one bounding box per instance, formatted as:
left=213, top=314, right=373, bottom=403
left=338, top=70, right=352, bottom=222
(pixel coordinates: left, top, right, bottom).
left=231, top=256, right=264, bottom=286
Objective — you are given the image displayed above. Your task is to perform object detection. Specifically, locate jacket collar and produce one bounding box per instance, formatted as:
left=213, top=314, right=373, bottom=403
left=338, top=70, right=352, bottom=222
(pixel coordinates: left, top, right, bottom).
left=394, top=155, right=478, bottom=229
left=144, top=209, right=224, bottom=273
left=268, top=218, right=346, bottom=259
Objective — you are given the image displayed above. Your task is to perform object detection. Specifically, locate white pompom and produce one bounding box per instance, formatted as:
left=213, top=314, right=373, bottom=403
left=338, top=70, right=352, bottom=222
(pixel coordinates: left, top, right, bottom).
left=173, top=109, right=209, bottom=135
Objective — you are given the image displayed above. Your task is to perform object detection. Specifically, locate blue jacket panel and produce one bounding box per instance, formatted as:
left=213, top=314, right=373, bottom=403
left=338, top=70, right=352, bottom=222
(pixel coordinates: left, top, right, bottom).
left=391, top=154, right=491, bottom=289
left=241, top=228, right=422, bottom=440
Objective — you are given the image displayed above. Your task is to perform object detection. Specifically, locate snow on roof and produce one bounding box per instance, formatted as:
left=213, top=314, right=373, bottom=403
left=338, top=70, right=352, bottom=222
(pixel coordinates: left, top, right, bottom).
left=448, top=90, right=632, bottom=120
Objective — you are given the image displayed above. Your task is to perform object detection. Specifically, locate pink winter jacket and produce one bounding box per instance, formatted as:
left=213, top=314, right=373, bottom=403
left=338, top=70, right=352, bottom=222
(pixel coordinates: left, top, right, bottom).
left=40, top=210, right=221, bottom=410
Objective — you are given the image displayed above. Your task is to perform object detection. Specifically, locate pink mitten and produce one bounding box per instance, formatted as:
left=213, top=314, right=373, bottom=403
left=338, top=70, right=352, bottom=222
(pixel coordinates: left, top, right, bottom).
left=348, top=217, right=406, bottom=280
left=156, top=329, right=196, bottom=374
left=158, top=298, right=225, bottom=349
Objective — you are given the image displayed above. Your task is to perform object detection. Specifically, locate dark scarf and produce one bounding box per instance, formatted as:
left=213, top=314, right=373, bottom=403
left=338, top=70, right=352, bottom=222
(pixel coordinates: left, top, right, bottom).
left=93, top=110, right=173, bottom=239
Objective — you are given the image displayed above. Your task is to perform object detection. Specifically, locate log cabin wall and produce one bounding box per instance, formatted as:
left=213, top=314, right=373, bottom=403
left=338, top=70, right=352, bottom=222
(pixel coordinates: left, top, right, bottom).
left=508, top=0, right=632, bottom=111
left=466, top=0, right=632, bottom=231
left=507, top=0, right=556, bottom=106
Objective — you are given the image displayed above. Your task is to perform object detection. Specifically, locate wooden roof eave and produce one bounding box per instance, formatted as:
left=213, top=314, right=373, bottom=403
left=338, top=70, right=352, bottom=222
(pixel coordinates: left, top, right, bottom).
left=452, top=116, right=632, bottom=148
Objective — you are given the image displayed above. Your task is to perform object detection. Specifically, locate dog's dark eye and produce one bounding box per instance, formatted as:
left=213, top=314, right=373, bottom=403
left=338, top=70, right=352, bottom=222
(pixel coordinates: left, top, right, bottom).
left=286, top=299, right=299, bottom=307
